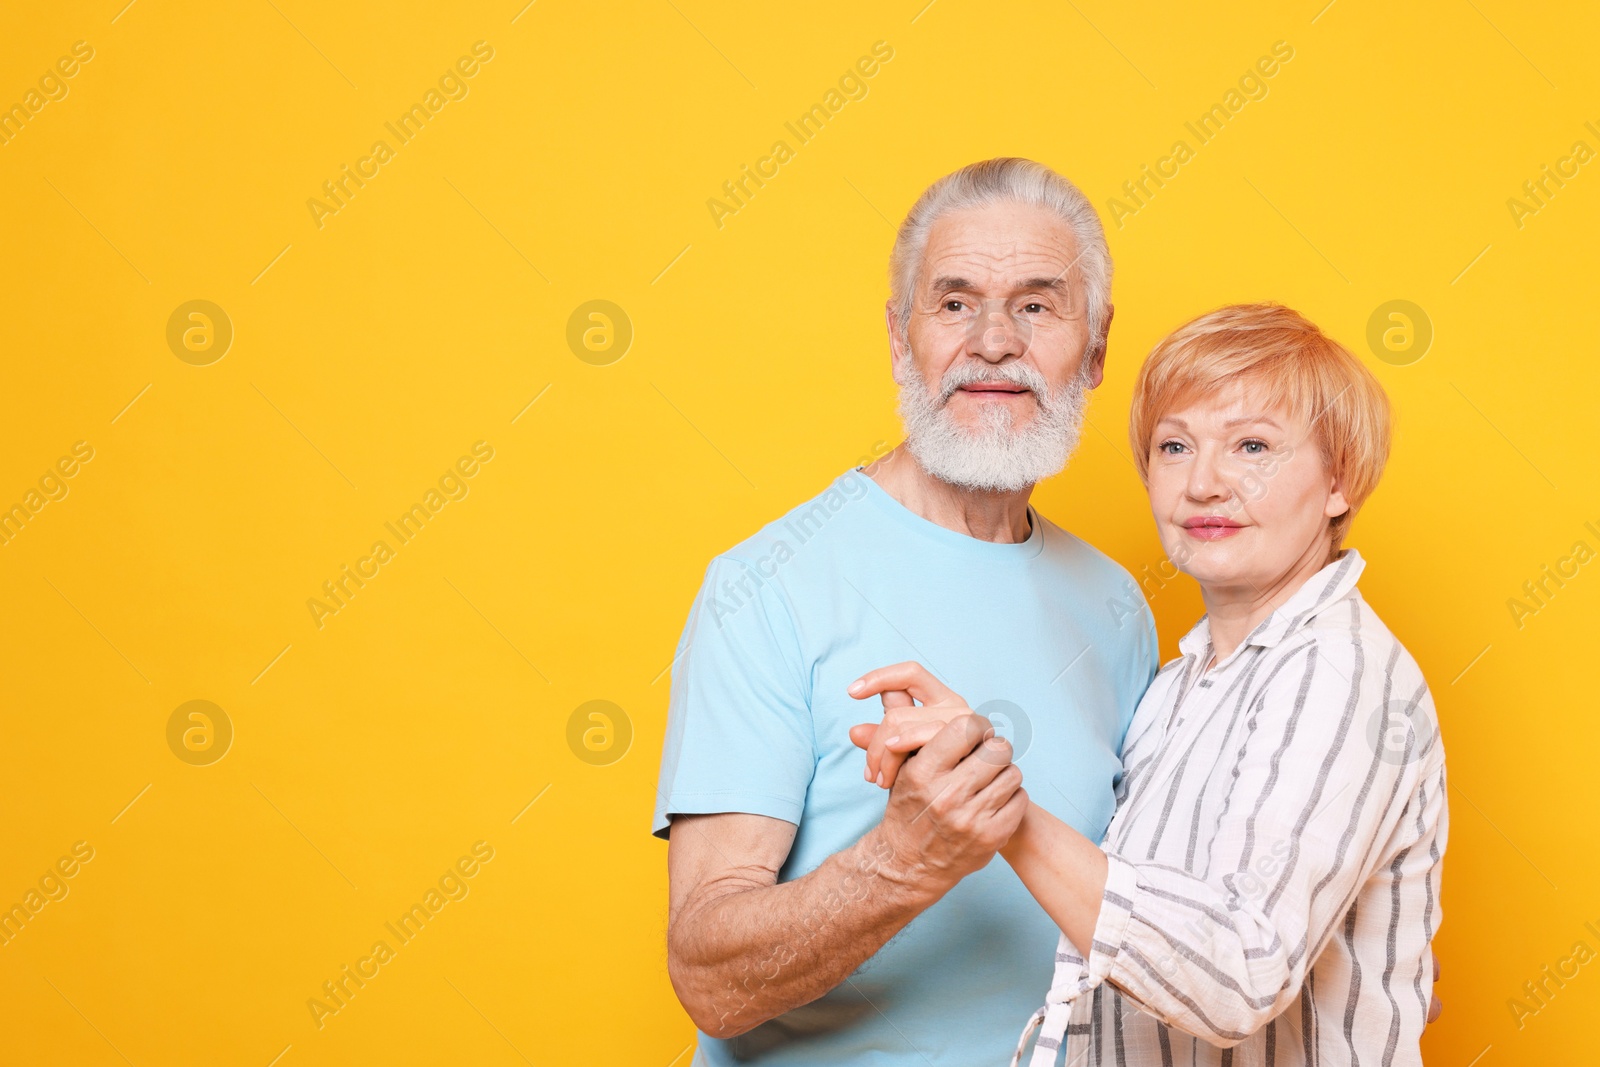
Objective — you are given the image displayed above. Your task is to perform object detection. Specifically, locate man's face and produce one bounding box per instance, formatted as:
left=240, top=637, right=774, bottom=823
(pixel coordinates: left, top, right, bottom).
left=886, top=200, right=1109, bottom=492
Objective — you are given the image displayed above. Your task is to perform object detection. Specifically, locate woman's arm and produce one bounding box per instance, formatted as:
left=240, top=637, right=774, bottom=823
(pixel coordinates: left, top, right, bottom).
left=996, top=800, right=1108, bottom=960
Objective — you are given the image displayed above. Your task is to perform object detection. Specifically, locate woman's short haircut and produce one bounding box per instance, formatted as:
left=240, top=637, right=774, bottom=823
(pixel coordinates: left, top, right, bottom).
left=1128, top=304, right=1392, bottom=548
left=889, top=157, right=1111, bottom=357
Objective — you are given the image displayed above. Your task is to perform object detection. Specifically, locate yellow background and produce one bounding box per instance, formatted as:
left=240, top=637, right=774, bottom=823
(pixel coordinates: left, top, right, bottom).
left=1, top=1, right=1595, bottom=1063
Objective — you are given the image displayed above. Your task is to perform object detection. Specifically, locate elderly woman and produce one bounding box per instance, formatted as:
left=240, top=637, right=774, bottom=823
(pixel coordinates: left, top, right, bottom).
left=850, top=304, right=1447, bottom=1066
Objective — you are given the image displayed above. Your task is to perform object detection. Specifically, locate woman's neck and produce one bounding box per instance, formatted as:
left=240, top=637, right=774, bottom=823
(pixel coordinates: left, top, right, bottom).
left=1201, top=540, right=1338, bottom=665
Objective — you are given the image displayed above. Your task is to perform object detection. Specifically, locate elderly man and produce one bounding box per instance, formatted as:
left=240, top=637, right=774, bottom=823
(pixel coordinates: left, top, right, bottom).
left=652, top=157, right=1154, bottom=1064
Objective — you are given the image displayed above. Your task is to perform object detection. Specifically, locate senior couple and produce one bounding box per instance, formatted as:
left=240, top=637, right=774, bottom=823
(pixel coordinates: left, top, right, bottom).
left=653, top=158, right=1447, bottom=1066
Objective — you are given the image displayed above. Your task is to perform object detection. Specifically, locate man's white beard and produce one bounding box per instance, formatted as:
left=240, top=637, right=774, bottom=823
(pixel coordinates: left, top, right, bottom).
left=896, top=358, right=1091, bottom=493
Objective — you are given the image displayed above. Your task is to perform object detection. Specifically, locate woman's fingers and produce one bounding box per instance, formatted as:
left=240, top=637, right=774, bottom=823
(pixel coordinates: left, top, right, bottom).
left=882, top=722, right=944, bottom=752
left=848, top=662, right=962, bottom=707
left=876, top=747, right=901, bottom=788
left=846, top=665, right=970, bottom=787
left=875, top=720, right=947, bottom=788
left=876, top=723, right=934, bottom=790
left=865, top=693, right=916, bottom=782
left=1427, top=947, right=1442, bottom=1023
left=881, top=688, right=914, bottom=710
left=853, top=722, right=887, bottom=783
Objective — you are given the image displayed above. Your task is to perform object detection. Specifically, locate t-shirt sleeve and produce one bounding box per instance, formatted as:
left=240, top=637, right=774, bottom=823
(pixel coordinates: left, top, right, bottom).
left=1115, top=578, right=1161, bottom=749
left=651, top=555, right=816, bottom=838
left=1137, top=599, right=1159, bottom=700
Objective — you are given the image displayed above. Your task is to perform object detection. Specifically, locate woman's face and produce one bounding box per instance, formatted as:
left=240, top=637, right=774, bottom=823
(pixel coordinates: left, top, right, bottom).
left=1145, top=381, right=1350, bottom=596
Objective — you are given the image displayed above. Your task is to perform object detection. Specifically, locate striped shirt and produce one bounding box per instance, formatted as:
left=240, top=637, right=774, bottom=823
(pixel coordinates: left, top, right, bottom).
left=1015, top=550, right=1448, bottom=1067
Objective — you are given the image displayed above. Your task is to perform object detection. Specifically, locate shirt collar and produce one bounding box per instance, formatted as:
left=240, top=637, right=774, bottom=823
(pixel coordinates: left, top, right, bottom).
left=1177, top=549, right=1366, bottom=661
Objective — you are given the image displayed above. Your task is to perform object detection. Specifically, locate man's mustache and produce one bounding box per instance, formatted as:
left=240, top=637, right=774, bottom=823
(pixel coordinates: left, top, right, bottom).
left=935, top=362, right=1051, bottom=405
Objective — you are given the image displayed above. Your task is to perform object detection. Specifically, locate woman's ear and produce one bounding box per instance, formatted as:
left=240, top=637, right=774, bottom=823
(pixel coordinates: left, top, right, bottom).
left=1325, top=479, right=1351, bottom=519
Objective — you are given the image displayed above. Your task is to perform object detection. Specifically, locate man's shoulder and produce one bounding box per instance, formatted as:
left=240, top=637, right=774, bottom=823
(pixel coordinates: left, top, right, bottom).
left=1032, top=510, right=1144, bottom=598
left=711, top=469, right=882, bottom=572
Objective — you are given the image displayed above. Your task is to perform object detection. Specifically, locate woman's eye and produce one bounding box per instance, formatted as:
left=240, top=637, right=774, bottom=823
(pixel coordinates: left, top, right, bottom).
left=1241, top=439, right=1269, bottom=455
left=1157, top=440, right=1186, bottom=455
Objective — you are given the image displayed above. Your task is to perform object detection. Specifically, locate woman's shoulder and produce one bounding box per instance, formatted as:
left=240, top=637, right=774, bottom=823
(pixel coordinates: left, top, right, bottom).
left=1295, top=588, right=1425, bottom=682
left=1287, top=588, right=1443, bottom=765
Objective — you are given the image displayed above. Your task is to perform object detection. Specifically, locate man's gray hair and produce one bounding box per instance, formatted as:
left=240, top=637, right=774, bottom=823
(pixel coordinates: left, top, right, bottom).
left=888, top=157, right=1112, bottom=355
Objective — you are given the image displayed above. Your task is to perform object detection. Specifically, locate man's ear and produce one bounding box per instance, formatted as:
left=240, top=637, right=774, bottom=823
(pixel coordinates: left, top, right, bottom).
left=884, top=301, right=908, bottom=383
left=1084, top=302, right=1114, bottom=389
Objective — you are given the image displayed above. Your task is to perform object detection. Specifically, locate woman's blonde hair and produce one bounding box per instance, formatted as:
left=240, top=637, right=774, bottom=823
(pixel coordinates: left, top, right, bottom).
left=1128, top=304, right=1392, bottom=549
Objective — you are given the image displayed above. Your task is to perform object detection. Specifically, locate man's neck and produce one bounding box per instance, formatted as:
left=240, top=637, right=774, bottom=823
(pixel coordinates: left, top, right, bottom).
left=865, top=445, right=1034, bottom=544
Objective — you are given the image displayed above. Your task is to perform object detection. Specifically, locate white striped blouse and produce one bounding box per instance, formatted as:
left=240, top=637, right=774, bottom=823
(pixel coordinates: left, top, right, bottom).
left=1015, top=550, right=1448, bottom=1067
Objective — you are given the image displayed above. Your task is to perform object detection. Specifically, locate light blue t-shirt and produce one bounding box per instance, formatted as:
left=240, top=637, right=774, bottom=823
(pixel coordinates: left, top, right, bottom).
left=654, top=468, right=1157, bottom=1066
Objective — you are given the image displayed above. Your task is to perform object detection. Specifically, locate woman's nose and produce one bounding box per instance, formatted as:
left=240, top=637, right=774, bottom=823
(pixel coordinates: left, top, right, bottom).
left=1186, top=449, right=1231, bottom=503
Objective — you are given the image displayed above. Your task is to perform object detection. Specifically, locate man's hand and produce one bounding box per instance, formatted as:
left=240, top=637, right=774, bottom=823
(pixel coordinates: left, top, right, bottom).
left=872, top=711, right=1029, bottom=886
left=666, top=705, right=1026, bottom=1037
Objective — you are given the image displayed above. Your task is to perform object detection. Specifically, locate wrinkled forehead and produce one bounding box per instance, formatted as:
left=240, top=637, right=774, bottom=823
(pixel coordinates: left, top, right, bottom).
left=917, top=205, right=1084, bottom=297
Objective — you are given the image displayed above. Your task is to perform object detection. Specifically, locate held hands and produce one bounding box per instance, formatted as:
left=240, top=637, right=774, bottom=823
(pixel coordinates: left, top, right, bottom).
left=849, top=661, right=986, bottom=789
left=849, top=665, right=1446, bottom=1027
left=847, top=662, right=1028, bottom=885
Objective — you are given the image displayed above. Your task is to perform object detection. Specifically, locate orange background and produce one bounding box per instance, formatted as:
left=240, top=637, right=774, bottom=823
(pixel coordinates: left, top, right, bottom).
left=0, top=1, right=1595, bottom=1064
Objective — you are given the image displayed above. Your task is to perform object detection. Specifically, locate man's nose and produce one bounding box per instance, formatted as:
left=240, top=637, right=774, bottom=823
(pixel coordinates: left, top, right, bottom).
left=968, top=307, right=1028, bottom=363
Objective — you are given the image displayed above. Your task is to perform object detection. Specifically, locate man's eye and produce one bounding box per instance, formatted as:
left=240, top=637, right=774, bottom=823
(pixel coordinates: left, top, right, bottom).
left=944, top=300, right=965, bottom=313
left=1022, top=302, right=1045, bottom=314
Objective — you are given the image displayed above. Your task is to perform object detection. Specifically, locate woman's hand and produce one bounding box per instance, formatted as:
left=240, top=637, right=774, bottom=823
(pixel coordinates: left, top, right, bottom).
left=848, top=662, right=980, bottom=789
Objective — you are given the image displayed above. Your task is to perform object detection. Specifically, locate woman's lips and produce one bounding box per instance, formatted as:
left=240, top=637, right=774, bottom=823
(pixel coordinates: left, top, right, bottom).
left=1181, top=517, right=1245, bottom=541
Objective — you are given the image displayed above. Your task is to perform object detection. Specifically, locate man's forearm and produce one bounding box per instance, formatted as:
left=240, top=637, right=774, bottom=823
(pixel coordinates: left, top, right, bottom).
left=668, top=826, right=938, bottom=1037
